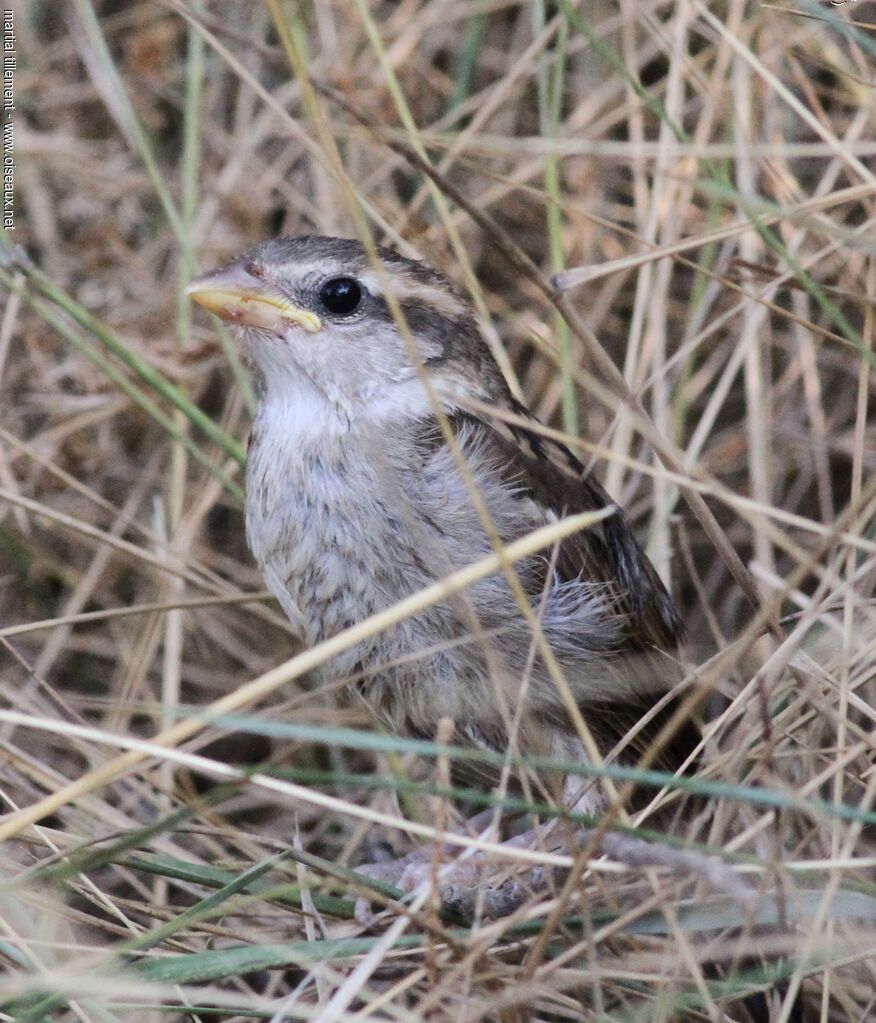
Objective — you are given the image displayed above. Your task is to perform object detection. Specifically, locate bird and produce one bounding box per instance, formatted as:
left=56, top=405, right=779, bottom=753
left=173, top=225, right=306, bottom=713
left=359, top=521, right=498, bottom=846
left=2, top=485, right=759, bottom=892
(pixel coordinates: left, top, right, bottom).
left=186, top=235, right=696, bottom=882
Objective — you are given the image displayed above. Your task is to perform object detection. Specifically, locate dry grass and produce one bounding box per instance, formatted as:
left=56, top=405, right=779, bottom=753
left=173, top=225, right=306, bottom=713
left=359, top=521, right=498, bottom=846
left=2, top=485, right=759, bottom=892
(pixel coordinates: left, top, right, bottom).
left=2, top=1, right=875, bottom=1020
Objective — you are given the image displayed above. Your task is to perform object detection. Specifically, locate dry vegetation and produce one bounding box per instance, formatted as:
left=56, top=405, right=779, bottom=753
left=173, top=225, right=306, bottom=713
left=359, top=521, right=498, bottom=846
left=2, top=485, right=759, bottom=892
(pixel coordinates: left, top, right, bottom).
left=1, top=0, right=875, bottom=1020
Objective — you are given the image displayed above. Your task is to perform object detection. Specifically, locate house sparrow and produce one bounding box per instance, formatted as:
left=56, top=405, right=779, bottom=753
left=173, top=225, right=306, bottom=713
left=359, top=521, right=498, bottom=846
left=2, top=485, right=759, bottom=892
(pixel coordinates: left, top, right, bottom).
left=187, top=235, right=693, bottom=816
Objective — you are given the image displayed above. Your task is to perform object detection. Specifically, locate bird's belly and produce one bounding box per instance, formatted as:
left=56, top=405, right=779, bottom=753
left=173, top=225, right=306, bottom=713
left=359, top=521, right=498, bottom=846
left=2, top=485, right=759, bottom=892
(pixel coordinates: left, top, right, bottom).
left=246, top=439, right=417, bottom=653
left=250, top=503, right=388, bottom=648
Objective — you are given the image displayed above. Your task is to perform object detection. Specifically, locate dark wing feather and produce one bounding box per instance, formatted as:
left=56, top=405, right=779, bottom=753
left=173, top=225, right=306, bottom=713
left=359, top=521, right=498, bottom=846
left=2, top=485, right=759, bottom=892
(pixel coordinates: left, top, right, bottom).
left=448, top=401, right=697, bottom=774
left=463, top=398, right=684, bottom=652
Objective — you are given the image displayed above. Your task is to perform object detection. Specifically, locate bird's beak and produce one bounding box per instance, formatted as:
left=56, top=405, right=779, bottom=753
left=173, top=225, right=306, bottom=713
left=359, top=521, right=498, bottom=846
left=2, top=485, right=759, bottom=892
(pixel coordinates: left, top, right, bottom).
left=186, top=261, right=322, bottom=334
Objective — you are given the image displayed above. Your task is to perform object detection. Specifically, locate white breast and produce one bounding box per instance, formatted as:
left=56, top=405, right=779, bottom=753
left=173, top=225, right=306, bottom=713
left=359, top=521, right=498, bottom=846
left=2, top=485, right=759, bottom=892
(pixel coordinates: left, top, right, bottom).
left=245, top=384, right=420, bottom=648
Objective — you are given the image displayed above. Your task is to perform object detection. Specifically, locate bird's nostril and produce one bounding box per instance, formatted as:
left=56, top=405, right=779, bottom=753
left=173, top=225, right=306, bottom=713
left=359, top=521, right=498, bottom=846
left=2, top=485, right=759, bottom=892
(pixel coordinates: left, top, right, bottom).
left=244, top=259, right=264, bottom=279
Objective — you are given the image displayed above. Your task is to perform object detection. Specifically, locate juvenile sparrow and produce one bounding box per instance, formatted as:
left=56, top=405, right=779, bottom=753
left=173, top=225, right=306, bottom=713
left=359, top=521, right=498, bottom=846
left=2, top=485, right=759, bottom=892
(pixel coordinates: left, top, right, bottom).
left=187, top=236, right=692, bottom=817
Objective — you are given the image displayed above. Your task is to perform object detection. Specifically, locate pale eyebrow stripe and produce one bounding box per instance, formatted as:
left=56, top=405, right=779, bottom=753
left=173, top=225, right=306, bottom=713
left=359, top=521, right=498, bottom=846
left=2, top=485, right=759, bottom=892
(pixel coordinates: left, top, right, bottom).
left=359, top=269, right=467, bottom=319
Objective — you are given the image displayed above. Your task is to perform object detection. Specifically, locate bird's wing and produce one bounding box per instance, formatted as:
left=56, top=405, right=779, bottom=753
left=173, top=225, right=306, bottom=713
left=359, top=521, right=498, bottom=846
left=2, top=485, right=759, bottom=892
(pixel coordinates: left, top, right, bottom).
left=437, top=401, right=697, bottom=774
left=451, top=399, right=684, bottom=652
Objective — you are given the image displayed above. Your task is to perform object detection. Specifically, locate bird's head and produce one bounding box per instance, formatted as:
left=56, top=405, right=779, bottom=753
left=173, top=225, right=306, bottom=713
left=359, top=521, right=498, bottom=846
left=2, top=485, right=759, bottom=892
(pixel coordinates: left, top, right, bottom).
left=187, top=235, right=503, bottom=422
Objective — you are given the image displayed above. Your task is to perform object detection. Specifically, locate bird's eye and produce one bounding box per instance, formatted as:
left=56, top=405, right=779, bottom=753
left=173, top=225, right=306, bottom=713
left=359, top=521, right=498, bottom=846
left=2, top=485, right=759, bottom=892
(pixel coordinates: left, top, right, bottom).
left=318, top=276, right=363, bottom=316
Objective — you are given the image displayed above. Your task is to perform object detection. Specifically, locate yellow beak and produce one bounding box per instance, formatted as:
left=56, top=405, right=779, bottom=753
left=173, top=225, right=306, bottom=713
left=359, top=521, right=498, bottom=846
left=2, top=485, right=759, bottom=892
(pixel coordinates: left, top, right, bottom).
left=186, top=261, right=322, bottom=334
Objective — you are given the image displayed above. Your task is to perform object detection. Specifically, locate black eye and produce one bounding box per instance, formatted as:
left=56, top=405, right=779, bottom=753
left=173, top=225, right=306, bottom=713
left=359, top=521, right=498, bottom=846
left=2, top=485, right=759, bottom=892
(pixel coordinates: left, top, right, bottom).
left=319, top=277, right=363, bottom=316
